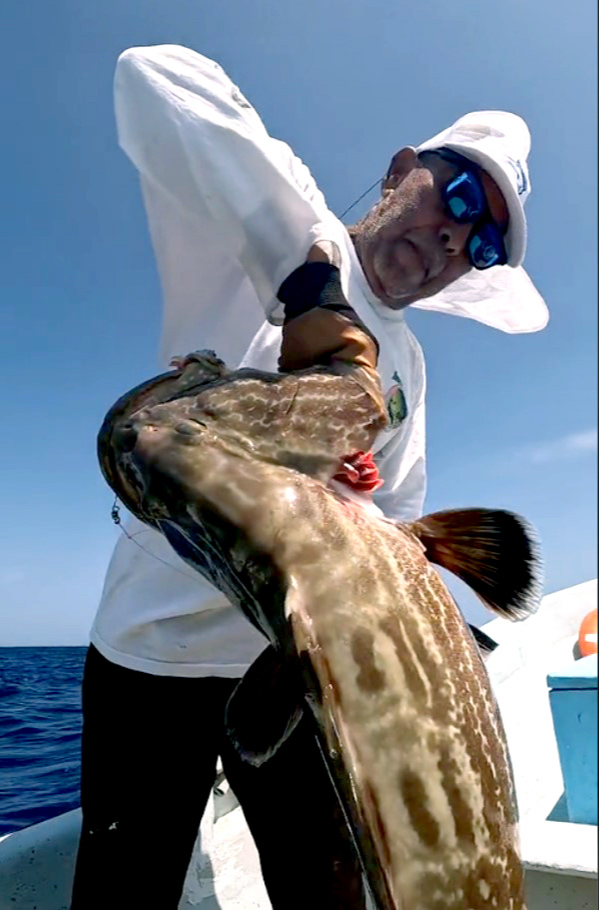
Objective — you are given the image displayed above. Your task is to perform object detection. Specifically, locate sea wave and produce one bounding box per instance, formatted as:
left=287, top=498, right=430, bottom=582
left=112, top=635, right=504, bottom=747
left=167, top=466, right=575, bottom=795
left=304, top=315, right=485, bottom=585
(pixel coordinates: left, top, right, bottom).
left=0, top=646, right=86, bottom=835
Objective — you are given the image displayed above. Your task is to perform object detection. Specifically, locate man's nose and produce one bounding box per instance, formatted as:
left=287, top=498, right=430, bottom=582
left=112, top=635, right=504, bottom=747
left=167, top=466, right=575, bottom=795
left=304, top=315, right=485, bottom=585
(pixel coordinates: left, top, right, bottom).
left=438, top=220, right=472, bottom=257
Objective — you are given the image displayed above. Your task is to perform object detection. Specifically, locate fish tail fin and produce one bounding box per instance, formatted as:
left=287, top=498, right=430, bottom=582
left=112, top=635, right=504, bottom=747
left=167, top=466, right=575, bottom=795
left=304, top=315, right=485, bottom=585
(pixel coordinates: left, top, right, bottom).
left=409, top=508, right=543, bottom=619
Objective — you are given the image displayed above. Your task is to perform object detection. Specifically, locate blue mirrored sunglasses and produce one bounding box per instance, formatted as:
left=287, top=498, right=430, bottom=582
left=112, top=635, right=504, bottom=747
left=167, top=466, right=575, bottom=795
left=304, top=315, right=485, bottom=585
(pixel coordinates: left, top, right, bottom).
left=431, top=149, right=508, bottom=271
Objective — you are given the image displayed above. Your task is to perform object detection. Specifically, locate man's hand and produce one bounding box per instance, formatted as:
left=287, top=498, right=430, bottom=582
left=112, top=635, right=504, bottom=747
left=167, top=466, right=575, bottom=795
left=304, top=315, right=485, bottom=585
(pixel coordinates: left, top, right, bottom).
left=305, top=241, right=342, bottom=266
left=278, top=308, right=379, bottom=373
left=276, top=243, right=379, bottom=374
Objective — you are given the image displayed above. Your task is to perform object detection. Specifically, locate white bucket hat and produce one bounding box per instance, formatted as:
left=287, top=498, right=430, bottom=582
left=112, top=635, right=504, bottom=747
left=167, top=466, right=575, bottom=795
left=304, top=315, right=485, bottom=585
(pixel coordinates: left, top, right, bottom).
left=411, top=111, right=549, bottom=333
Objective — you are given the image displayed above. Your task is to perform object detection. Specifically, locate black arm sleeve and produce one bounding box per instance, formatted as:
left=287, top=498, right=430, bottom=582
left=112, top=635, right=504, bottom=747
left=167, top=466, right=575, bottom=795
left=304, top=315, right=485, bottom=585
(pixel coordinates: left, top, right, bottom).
left=276, top=261, right=379, bottom=354
left=277, top=262, right=346, bottom=321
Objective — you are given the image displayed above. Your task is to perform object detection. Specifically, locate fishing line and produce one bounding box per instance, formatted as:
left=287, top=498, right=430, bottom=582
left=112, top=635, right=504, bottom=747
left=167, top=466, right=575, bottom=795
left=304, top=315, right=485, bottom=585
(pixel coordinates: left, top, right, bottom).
left=110, top=496, right=198, bottom=579
left=338, top=175, right=383, bottom=220
left=110, top=497, right=271, bottom=638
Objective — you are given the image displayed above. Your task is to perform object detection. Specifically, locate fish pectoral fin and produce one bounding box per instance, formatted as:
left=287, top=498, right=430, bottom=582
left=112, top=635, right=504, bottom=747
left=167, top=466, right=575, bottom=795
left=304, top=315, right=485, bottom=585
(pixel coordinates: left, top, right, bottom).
left=409, top=508, right=543, bottom=620
left=224, top=644, right=304, bottom=767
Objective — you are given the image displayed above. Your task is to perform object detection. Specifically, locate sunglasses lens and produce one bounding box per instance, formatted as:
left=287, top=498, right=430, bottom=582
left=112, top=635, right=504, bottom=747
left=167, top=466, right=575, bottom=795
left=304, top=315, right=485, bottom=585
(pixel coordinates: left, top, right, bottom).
left=469, top=223, right=507, bottom=270
left=445, top=172, right=485, bottom=223
left=440, top=160, right=508, bottom=270
left=447, top=195, right=469, bottom=220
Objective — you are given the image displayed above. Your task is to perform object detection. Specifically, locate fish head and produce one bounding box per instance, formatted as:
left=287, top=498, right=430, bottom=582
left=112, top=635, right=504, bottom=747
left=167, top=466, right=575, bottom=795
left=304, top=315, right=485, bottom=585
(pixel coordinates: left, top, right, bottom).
left=99, top=350, right=387, bottom=523
left=99, top=379, right=301, bottom=643
left=97, top=350, right=230, bottom=518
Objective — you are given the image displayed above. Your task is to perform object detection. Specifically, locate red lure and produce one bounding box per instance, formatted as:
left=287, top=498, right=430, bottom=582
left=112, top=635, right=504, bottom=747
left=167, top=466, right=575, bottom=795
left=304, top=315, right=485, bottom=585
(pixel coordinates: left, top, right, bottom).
left=332, top=451, right=383, bottom=494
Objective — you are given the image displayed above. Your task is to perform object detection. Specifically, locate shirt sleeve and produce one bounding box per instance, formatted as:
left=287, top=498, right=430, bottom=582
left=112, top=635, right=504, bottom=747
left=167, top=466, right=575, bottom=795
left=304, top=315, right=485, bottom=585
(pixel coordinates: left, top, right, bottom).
left=114, top=44, right=339, bottom=324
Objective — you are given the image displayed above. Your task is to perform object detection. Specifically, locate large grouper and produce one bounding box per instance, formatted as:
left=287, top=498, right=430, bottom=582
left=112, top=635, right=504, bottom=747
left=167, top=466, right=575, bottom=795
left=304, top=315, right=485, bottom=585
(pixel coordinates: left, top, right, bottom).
left=97, top=343, right=540, bottom=910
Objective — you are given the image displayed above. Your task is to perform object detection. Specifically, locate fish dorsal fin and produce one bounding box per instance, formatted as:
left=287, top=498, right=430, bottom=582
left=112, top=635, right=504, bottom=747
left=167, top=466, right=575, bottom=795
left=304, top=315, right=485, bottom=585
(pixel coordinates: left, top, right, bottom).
left=409, top=508, right=543, bottom=620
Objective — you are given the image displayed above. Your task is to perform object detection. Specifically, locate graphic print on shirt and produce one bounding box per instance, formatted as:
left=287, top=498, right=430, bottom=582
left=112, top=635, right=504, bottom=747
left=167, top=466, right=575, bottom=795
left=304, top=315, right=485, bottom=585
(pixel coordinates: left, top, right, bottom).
left=384, top=371, right=408, bottom=430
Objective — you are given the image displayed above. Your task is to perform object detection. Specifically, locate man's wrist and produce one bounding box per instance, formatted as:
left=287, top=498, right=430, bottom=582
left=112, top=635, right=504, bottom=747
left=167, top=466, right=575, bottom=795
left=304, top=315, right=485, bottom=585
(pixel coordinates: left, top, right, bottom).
left=277, top=261, right=345, bottom=323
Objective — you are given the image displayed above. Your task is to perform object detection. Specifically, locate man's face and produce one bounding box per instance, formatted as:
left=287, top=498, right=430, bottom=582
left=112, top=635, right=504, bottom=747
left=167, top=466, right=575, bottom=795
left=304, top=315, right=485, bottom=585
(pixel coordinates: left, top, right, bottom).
left=352, top=148, right=509, bottom=308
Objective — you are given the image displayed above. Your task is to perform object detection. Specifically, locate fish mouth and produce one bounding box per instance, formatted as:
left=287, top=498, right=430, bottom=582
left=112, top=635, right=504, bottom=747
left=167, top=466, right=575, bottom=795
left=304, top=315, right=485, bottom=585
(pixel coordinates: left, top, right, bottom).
left=98, top=415, right=167, bottom=525
left=97, top=373, right=176, bottom=503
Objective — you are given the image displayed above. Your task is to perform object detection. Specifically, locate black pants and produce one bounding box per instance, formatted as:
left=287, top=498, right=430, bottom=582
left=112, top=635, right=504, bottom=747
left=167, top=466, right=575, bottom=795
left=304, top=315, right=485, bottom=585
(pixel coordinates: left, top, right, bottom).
left=71, top=645, right=365, bottom=909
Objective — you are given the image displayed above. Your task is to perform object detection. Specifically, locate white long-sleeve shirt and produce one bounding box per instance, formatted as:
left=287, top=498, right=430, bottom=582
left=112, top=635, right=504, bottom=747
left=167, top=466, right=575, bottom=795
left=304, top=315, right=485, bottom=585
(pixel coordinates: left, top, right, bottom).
left=91, top=45, right=426, bottom=677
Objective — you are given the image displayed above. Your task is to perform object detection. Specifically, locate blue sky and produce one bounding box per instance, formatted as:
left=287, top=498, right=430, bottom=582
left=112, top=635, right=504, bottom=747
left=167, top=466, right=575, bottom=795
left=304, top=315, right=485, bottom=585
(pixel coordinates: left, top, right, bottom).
left=1, top=0, right=596, bottom=645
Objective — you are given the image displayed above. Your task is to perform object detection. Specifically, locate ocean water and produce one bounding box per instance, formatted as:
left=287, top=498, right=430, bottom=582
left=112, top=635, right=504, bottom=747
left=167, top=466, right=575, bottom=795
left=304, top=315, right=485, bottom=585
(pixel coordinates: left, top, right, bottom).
left=0, top=646, right=86, bottom=836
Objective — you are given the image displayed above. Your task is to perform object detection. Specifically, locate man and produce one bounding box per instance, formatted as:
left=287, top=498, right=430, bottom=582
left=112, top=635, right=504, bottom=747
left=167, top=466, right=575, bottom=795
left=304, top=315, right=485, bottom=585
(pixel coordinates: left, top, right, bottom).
left=72, top=45, right=548, bottom=909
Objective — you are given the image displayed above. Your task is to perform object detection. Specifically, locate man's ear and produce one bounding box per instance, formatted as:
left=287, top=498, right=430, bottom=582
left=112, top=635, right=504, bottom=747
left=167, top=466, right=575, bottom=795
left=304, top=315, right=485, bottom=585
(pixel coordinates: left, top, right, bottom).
left=381, top=146, right=419, bottom=194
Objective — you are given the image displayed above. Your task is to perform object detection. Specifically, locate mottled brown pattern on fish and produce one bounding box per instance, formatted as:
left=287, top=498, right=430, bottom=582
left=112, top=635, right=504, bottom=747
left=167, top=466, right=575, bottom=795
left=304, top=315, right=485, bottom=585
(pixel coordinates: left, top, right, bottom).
left=505, top=846, right=526, bottom=898
left=418, top=847, right=521, bottom=910
left=466, top=853, right=511, bottom=908
left=378, top=615, right=429, bottom=704
left=379, top=594, right=454, bottom=729
left=351, top=628, right=387, bottom=693
left=400, top=769, right=441, bottom=848
left=274, top=491, right=522, bottom=907
left=403, top=564, right=518, bottom=831
left=188, top=368, right=387, bottom=471
left=99, top=353, right=526, bottom=910
left=437, top=745, right=477, bottom=846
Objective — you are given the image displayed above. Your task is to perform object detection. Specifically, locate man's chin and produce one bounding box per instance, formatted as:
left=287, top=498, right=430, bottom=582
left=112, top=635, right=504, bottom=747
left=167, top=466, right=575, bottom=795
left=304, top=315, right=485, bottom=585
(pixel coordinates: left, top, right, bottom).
left=358, top=248, right=427, bottom=307
left=373, top=276, right=425, bottom=309
left=370, top=263, right=425, bottom=307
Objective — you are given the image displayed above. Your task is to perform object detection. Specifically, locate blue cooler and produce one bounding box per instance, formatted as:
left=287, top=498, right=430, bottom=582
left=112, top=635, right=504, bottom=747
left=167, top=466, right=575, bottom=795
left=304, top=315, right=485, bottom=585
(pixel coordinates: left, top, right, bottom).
left=547, top=653, right=597, bottom=825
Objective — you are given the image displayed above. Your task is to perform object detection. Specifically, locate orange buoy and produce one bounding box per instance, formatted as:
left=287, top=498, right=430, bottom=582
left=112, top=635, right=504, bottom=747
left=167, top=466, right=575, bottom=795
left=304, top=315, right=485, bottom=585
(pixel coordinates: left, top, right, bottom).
left=578, top=608, right=598, bottom=657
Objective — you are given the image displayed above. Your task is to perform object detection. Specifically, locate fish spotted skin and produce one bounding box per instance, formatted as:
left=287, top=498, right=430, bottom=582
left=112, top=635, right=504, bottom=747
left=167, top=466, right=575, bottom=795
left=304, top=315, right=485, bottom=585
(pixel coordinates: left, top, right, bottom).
left=98, top=352, right=528, bottom=910
left=99, top=351, right=388, bottom=525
